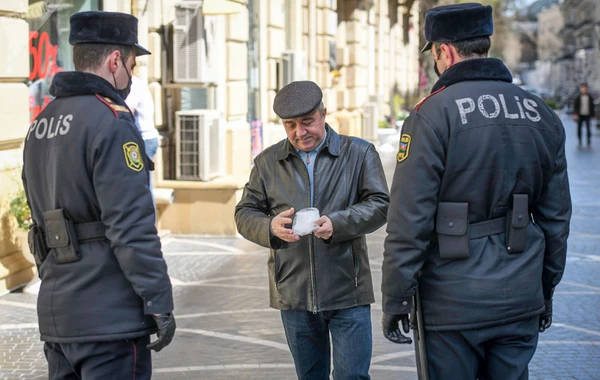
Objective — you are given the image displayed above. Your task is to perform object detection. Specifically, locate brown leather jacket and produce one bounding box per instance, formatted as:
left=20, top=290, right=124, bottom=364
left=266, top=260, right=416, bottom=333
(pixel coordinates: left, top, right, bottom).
left=235, top=126, right=389, bottom=312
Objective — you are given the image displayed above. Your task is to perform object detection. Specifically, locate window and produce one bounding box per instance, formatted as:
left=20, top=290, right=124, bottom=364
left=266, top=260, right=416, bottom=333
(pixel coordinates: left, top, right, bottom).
left=27, top=0, right=100, bottom=121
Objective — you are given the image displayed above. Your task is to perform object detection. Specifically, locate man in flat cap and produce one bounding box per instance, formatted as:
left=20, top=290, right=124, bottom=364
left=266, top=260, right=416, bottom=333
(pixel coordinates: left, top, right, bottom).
left=236, top=80, right=389, bottom=379
left=381, top=3, right=571, bottom=379
left=21, top=11, right=175, bottom=379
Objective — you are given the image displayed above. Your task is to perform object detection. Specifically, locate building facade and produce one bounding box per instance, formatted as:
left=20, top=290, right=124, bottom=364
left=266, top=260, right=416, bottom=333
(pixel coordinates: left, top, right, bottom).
left=0, top=0, right=422, bottom=290
left=535, top=0, right=600, bottom=103
left=557, top=0, right=600, bottom=98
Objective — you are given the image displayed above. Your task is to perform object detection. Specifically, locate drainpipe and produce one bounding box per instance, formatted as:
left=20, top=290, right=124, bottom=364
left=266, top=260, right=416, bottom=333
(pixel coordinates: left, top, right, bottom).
left=259, top=0, right=268, bottom=123
left=308, top=0, right=317, bottom=81
left=377, top=0, right=384, bottom=104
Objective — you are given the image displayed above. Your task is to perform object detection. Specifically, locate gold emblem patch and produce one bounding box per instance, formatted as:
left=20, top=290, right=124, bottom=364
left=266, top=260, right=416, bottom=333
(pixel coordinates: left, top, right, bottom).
left=396, top=134, right=411, bottom=162
left=123, top=142, right=144, bottom=172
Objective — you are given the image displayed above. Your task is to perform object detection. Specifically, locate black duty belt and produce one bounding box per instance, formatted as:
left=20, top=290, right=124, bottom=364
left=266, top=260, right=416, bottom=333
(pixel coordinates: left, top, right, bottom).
left=431, top=216, right=507, bottom=244
left=42, top=221, right=106, bottom=243
left=468, top=217, right=506, bottom=239
left=72, top=221, right=107, bottom=242
left=29, top=220, right=106, bottom=266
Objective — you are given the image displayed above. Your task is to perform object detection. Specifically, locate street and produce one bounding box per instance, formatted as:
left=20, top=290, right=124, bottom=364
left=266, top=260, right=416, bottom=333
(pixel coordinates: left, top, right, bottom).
left=0, top=113, right=599, bottom=379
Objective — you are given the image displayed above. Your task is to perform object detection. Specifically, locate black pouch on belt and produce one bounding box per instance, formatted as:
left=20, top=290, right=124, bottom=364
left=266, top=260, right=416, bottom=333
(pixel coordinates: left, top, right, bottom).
left=28, top=224, right=48, bottom=267
left=43, top=209, right=80, bottom=264
left=506, top=194, right=529, bottom=254
left=436, top=202, right=470, bottom=259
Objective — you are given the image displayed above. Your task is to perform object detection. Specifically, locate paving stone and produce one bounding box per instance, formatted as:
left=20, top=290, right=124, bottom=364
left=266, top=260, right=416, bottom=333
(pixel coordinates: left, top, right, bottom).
left=0, top=114, right=598, bottom=379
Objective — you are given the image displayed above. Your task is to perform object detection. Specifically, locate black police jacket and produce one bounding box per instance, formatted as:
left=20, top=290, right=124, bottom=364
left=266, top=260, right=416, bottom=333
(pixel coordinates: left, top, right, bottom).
left=22, top=72, right=173, bottom=342
left=382, top=58, right=572, bottom=330
left=235, top=126, right=389, bottom=312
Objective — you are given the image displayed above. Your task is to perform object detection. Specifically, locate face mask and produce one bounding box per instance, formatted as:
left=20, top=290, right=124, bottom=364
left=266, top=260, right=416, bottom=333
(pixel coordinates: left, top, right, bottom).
left=114, top=56, right=133, bottom=100
left=433, top=58, right=442, bottom=78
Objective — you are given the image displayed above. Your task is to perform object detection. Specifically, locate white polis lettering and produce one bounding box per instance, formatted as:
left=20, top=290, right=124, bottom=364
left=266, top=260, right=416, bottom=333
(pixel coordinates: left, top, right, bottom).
left=499, top=94, right=519, bottom=119
left=456, top=98, right=476, bottom=125
left=35, top=118, right=48, bottom=139
left=59, top=114, right=72, bottom=135
left=47, top=117, right=58, bottom=139
left=29, top=114, right=74, bottom=140
left=27, top=120, right=38, bottom=140
left=523, top=99, right=541, bottom=122
left=515, top=96, right=526, bottom=119
left=48, top=115, right=64, bottom=139
left=455, top=94, right=542, bottom=124
left=478, top=94, right=501, bottom=119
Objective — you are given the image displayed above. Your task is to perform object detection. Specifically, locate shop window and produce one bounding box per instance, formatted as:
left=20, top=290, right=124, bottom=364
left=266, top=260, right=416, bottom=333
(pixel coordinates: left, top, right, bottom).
left=27, top=0, right=100, bottom=121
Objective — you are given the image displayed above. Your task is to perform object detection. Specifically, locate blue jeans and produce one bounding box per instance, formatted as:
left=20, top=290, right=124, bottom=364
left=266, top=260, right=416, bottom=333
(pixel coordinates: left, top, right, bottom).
left=144, top=138, right=159, bottom=203
left=281, top=305, right=372, bottom=380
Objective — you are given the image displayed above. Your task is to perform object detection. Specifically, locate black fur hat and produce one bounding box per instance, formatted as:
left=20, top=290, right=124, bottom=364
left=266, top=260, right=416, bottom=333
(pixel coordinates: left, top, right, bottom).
left=69, top=11, right=150, bottom=56
left=421, top=3, right=493, bottom=53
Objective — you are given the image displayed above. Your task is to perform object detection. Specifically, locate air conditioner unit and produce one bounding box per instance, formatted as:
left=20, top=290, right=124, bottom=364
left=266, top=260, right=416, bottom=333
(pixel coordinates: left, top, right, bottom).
left=278, top=50, right=307, bottom=89
left=173, top=2, right=221, bottom=83
left=175, top=109, right=225, bottom=181
left=362, top=102, right=379, bottom=142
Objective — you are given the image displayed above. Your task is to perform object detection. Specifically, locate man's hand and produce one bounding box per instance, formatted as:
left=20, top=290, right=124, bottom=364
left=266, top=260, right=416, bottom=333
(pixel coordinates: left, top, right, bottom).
left=539, top=299, right=553, bottom=333
left=382, top=313, right=412, bottom=344
left=148, top=313, right=176, bottom=352
left=314, top=215, right=333, bottom=240
left=271, top=208, right=300, bottom=243
left=573, top=114, right=579, bottom=121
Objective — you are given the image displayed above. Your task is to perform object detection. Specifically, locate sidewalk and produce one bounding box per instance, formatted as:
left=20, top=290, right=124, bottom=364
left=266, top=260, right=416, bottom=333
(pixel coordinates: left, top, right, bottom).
left=0, top=113, right=599, bottom=379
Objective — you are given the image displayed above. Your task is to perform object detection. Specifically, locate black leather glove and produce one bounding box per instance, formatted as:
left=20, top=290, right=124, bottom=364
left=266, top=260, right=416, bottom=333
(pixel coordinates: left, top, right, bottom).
left=539, top=299, right=552, bottom=333
left=148, top=313, right=176, bottom=352
left=382, top=313, right=412, bottom=344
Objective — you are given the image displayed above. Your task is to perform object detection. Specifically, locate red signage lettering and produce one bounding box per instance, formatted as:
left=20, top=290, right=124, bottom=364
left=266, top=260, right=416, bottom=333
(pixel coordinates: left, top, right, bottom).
left=29, top=31, right=64, bottom=121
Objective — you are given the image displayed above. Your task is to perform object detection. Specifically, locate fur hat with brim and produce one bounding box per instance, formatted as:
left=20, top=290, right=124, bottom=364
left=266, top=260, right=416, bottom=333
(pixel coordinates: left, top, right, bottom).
left=69, top=11, right=150, bottom=56
left=421, top=3, right=493, bottom=53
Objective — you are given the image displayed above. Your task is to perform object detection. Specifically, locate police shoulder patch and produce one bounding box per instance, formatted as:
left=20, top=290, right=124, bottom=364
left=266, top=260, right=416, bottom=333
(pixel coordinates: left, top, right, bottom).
left=123, top=142, right=144, bottom=172
left=397, top=134, right=411, bottom=163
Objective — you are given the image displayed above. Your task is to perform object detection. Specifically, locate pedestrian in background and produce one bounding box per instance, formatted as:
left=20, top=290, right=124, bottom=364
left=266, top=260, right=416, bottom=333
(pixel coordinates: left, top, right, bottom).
left=21, top=11, right=175, bottom=379
left=126, top=74, right=160, bottom=198
left=381, top=3, right=571, bottom=379
left=573, top=82, right=596, bottom=146
left=235, top=80, right=389, bottom=379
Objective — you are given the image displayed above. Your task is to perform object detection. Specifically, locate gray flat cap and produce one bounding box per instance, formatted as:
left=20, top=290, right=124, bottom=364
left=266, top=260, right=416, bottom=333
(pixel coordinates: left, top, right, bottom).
left=273, top=81, right=323, bottom=119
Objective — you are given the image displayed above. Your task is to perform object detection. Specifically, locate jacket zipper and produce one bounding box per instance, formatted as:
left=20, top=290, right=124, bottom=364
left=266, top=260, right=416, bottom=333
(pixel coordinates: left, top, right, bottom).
left=302, top=151, right=319, bottom=314
left=310, top=153, right=319, bottom=314
left=309, top=232, right=317, bottom=314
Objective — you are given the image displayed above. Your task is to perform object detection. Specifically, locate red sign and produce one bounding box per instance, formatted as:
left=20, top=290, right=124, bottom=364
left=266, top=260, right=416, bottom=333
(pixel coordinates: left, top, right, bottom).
left=29, top=31, right=64, bottom=121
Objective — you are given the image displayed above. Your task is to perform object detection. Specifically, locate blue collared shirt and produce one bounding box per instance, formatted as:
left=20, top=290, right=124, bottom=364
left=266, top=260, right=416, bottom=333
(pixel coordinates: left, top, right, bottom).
left=296, top=132, right=328, bottom=207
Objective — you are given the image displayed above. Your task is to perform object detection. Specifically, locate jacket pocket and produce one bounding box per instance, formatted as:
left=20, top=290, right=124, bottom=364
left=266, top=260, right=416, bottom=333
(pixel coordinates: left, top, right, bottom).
left=436, top=202, right=470, bottom=260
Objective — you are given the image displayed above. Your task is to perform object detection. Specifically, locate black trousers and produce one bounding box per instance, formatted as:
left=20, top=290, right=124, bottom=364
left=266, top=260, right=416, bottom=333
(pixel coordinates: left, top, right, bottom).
left=577, top=115, right=592, bottom=144
left=425, top=316, right=539, bottom=380
left=44, top=336, right=152, bottom=380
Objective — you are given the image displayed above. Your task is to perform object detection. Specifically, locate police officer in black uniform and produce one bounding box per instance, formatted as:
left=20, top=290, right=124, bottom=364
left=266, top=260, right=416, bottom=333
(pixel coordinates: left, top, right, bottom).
left=381, top=3, right=571, bottom=379
left=22, top=11, right=175, bottom=379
